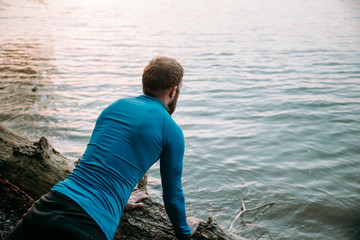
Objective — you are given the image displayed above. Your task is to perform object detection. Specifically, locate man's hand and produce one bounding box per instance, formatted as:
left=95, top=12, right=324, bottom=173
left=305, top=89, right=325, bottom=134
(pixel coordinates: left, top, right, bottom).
left=124, top=190, right=150, bottom=211
left=187, top=217, right=203, bottom=237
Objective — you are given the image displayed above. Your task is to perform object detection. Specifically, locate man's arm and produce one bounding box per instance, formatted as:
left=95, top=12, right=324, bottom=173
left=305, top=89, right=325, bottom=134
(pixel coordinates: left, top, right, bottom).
left=160, top=150, right=192, bottom=239
left=160, top=123, right=200, bottom=239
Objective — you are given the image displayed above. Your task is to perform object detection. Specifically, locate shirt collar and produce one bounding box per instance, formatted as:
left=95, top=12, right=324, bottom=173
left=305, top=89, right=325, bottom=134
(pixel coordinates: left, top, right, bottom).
left=145, top=94, right=171, bottom=114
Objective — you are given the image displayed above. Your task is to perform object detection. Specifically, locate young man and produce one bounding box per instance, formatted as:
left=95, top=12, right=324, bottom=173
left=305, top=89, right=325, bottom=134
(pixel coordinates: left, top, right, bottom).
left=6, top=57, right=202, bottom=240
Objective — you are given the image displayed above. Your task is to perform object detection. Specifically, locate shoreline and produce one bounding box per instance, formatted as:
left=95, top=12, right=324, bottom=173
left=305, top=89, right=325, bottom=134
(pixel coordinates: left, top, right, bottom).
left=0, top=176, right=34, bottom=239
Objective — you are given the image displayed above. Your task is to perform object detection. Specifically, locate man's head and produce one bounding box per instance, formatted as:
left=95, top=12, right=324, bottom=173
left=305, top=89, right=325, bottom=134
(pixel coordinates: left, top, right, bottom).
left=142, top=57, right=184, bottom=114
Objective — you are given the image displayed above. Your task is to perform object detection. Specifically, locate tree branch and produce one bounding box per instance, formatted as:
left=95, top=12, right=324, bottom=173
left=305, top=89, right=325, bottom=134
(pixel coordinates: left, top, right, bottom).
left=229, top=200, right=275, bottom=232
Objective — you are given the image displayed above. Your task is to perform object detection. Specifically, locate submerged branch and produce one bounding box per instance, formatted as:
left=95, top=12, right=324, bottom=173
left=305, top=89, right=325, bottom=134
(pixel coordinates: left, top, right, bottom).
left=229, top=200, right=276, bottom=232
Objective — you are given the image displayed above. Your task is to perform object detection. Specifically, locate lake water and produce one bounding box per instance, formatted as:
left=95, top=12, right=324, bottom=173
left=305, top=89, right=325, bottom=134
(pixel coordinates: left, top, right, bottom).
left=1, top=0, right=360, bottom=239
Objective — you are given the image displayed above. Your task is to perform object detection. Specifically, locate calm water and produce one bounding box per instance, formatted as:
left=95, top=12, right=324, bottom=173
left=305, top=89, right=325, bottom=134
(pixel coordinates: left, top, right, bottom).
left=1, top=0, right=360, bottom=239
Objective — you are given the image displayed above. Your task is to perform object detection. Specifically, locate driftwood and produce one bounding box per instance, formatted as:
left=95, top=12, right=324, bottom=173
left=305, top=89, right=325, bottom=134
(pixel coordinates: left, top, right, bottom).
left=116, top=198, right=233, bottom=240
left=0, top=124, right=74, bottom=200
left=229, top=200, right=276, bottom=233
left=0, top=124, right=235, bottom=240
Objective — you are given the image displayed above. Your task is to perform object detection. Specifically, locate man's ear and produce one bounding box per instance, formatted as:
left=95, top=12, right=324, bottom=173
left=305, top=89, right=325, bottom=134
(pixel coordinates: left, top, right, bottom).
left=169, top=86, right=177, bottom=100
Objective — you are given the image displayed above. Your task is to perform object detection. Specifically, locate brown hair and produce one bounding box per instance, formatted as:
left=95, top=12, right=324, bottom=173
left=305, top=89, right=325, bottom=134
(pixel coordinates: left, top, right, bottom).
left=142, top=57, right=184, bottom=96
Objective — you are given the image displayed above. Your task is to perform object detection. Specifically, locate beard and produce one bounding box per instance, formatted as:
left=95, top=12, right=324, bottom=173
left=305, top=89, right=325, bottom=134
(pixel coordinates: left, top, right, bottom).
left=168, top=87, right=180, bottom=115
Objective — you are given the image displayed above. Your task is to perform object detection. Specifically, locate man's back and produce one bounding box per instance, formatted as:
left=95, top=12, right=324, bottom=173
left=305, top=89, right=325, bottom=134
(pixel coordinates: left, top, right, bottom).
left=6, top=57, right=201, bottom=240
left=53, top=95, right=189, bottom=239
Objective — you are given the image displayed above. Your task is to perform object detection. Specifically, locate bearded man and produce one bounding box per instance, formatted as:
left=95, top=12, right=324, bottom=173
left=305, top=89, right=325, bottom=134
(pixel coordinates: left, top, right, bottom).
left=6, top=57, right=202, bottom=240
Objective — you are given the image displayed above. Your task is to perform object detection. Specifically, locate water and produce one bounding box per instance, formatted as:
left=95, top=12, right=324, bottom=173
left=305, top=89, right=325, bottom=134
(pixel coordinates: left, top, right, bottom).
left=1, top=0, right=360, bottom=239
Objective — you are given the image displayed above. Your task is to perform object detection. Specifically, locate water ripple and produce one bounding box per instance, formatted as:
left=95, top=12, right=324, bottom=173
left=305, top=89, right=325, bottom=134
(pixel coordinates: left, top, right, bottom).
left=1, top=0, right=360, bottom=239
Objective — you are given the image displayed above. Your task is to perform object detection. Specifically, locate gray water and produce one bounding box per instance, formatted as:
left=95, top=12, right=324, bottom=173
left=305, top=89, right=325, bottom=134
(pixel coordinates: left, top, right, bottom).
left=1, top=0, right=360, bottom=239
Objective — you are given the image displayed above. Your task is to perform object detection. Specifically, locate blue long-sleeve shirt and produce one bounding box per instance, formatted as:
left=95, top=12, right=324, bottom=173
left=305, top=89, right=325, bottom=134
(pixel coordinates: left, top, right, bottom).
left=53, top=95, right=191, bottom=239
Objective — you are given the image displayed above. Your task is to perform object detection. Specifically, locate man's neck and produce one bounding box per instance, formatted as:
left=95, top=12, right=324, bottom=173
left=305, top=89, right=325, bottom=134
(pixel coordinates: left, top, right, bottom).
left=145, top=94, right=171, bottom=114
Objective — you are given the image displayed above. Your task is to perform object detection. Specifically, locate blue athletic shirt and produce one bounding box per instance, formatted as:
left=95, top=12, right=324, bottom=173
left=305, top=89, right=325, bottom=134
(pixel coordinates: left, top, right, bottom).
left=53, top=95, right=191, bottom=239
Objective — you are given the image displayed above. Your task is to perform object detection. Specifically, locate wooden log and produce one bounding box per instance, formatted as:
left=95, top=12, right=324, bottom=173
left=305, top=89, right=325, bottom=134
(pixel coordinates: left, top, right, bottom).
left=0, top=124, right=236, bottom=240
left=0, top=124, right=75, bottom=200
left=116, top=198, right=234, bottom=240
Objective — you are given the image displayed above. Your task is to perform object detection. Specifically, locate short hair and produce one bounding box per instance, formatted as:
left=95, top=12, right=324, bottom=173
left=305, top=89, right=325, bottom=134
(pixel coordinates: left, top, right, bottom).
left=142, top=57, right=184, bottom=95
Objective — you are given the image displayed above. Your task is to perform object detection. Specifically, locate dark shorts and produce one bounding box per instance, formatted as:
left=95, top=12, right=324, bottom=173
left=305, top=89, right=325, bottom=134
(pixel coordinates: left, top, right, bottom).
left=5, top=190, right=107, bottom=240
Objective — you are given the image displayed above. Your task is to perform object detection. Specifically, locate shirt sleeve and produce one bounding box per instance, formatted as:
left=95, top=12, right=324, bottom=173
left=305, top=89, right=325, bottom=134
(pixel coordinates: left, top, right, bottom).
left=160, top=118, right=191, bottom=239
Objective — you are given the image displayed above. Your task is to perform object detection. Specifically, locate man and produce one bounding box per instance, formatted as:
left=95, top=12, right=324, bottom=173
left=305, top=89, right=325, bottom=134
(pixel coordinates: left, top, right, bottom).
left=6, top=57, right=202, bottom=240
